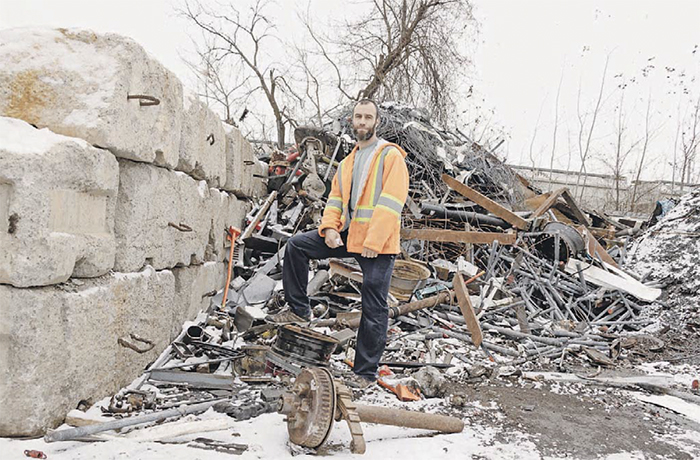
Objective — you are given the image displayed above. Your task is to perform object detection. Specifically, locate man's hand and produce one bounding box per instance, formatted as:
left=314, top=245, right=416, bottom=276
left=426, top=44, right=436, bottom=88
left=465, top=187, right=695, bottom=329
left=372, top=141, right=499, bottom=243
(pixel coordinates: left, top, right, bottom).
left=361, top=247, right=378, bottom=258
left=324, top=229, right=344, bottom=249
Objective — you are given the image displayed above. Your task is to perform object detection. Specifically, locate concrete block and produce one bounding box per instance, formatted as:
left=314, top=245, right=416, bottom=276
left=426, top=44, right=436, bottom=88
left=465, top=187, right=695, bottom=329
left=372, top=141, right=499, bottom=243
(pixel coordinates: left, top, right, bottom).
left=172, top=261, right=225, bottom=337
left=114, top=160, right=213, bottom=272
left=177, top=91, right=226, bottom=187
left=206, top=188, right=250, bottom=262
left=0, top=266, right=175, bottom=436
left=0, top=27, right=183, bottom=168
left=222, top=124, right=267, bottom=198
left=0, top=117, right=118, bottom=287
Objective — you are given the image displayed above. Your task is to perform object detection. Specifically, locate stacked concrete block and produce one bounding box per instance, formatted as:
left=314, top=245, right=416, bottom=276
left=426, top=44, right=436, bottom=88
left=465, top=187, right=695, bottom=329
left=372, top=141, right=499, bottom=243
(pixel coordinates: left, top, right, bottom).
left=0, top=117, right=118, bottom=287
left=0, top=267, right=175, bottom=436
left=172, top=261, right=225, bottom=337
left=0, top=27, right=268, bottom=437
left=206, top=188, right=251, bottom=262
left=114, top=160, right=214, bottom=272
left=0, top=27, right=183, bottom=168
left=223, top=124, right=268, bottom=199
left=178, top=91, right=227, bottom=187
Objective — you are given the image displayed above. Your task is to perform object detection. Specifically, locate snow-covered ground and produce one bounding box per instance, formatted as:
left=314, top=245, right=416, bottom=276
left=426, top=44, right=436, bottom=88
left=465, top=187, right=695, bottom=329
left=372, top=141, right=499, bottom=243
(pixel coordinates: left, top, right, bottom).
left=0, top=408, right=676, bottom=460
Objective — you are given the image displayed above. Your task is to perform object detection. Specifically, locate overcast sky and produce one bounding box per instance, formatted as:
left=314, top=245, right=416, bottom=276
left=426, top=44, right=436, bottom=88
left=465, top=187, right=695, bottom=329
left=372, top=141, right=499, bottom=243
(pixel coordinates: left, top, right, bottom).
left=1, top=0, right=699, bottom=181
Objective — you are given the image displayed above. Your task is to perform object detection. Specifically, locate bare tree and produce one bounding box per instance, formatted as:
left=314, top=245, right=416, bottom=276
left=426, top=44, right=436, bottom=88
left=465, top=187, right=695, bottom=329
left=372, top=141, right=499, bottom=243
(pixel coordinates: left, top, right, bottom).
left=182, top=37, right=251, bottom=125
left=575, top=53, right=610, bottom=202
left=181, top=0, right=299, bottom=147
left=629, top=93, right=662, bottom=211
left=601, top=88, right=640, bottom=211
left=548, top=68, right=564, bottom=187
left=327, top=0, right=476, bottom=125
left=671, top=96, right=683, bottom=194
left=528, top=96, right=546, bottom=171
left=679, top=95, right=700, bottom=191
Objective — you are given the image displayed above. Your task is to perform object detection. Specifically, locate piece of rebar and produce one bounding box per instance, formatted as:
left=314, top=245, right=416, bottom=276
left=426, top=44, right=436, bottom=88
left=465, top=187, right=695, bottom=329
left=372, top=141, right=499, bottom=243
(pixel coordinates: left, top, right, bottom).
left=431, top=326, right=520, bottom=357
left=44, top=399, right=220, bottom=443
left=323, top=126, right=346, bottom=181
left=481, top=324, right=565, bottom=347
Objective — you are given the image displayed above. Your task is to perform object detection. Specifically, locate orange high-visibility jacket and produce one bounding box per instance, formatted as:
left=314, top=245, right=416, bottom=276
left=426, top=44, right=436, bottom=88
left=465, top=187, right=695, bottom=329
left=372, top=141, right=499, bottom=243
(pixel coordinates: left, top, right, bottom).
left=318, top=140, right=409, bottom=254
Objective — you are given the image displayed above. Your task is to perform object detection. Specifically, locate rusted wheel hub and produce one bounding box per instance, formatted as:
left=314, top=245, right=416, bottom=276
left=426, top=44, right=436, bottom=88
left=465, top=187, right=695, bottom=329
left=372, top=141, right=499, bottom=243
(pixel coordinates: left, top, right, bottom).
left=278, top=367, right=336, bottom=449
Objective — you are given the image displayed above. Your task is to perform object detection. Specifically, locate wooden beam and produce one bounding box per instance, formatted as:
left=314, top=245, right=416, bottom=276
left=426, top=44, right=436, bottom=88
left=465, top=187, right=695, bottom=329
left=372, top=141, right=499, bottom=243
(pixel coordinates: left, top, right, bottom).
left=577, top=225, right=619, bottom=268
left=531, top=188, right=566, bottom=219
left=561, top=189, right=592, bottom=227
left=442, top=174, right=529, bottom=230
left=454, top=272, right=483, bottom=348
left=401, top=228, right=517, bottom=245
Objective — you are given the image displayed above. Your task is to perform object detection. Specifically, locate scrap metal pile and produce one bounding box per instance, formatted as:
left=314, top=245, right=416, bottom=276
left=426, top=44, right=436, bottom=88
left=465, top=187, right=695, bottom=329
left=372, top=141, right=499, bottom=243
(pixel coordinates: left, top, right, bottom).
left=44, top=104, right=670, bottom=454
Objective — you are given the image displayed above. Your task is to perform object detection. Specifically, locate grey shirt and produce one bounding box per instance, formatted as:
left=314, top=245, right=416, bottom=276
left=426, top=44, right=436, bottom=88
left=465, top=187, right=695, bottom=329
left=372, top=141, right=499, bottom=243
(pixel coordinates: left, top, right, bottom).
left=349, top=139, right=378, bottom=214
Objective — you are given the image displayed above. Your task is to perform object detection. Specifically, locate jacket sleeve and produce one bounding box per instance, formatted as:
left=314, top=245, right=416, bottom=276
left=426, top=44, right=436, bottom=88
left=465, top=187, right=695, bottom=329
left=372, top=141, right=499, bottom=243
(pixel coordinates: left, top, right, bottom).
left=318, top=165, right=344, bottom=237
left=363, top=149, right=409, bottom=252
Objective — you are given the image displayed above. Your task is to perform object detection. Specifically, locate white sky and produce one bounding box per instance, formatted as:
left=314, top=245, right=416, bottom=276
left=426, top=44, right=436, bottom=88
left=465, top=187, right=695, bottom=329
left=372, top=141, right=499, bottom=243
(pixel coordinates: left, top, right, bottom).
left=1, top=0, right=699, bottom=181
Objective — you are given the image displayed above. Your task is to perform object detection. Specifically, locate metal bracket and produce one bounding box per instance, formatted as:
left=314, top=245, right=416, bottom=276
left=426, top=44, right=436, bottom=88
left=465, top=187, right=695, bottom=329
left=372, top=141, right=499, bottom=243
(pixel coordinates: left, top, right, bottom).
left=206, top=133, right=215, bottom=145
left=335, top=381, right=366, bottom=454
left=127, top=94, right=161, bottom=106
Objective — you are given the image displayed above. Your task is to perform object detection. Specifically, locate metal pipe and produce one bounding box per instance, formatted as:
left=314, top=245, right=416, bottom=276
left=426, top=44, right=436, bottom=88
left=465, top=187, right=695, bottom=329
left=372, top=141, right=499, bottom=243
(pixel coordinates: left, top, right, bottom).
left=355, top=404, right=464, bottom=433
left=431, top=326, right=520, bottom=357
left=420, top=203, right=509, bottom=228
left=44, top=400, right=220, bottom=443
left=314, top=291, right=454, bottom=329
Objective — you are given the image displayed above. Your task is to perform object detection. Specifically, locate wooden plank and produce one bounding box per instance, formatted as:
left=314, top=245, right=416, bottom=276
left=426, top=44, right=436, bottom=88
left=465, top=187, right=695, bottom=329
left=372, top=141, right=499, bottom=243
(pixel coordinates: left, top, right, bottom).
left=241, top=191, right=277, bottom=240
left=453, top=272, right=483, bottom=348
left=561, top=189, right=592, bottom=227
left=442, top=174, right=529, bottom=230
left=588, top=227, right=616, bottom=240
left=577, top=225, right=618, bottom=268
left=531, top=188, right=566, bottom=219
left=564, top=259, right=661, bottom=302
left=401, top=228, right=517, bottom=245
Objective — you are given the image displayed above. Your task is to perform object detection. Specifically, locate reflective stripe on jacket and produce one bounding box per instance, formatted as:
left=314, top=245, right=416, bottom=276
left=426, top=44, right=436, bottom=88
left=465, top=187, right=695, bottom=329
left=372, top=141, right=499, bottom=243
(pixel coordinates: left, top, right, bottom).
left=318, top=140, right=409, bottom=254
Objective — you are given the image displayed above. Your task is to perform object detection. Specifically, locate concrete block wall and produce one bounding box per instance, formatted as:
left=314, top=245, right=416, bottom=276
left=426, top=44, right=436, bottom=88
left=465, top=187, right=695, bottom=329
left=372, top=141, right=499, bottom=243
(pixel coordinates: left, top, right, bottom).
left=0, top=117, right=118, bottom=287
left=0, top=27, right=263, bottom=436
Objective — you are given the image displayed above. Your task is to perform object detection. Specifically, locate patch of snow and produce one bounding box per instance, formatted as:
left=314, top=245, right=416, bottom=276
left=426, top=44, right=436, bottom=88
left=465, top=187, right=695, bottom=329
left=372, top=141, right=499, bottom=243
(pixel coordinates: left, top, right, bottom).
left=632, top=392, right=700, bottom=424
left=112, top=265, right=156, bottom=280
left=0, top=117, right=89, bottom=154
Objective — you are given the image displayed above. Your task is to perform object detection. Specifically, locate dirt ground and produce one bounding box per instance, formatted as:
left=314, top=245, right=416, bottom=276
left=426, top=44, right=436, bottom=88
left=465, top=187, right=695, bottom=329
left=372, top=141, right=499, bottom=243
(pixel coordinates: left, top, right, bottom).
left=443, top=366, right=700, bottom=460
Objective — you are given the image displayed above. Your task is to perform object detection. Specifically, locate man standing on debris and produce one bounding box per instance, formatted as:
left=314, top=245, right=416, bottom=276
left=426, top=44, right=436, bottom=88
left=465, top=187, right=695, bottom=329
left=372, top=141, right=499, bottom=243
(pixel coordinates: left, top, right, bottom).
left=268, top=99, right=410, bottom=388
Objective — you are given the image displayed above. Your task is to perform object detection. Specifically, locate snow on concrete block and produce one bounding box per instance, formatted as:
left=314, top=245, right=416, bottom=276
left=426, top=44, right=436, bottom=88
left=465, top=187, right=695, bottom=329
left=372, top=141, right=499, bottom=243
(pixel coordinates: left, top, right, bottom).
left=114, top=160, right=213, bottom=272
left=0, top=27, right=183, bottom=168
left=222, top=124, right=267, bottom=198
left=0, top=117, right=118, bottom=287
left=177, top=91, right=226, bottom=187
left=172, top=261, right=225, bottom=337
left=0, top=267, right=175, bottom=436
left=206, top=188, right=250, bottom=262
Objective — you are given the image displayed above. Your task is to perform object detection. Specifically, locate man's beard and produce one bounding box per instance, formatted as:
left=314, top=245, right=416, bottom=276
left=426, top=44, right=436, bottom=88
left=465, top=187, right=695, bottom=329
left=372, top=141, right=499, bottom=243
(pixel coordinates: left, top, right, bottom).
left=353, top=123, right=376, bottom=141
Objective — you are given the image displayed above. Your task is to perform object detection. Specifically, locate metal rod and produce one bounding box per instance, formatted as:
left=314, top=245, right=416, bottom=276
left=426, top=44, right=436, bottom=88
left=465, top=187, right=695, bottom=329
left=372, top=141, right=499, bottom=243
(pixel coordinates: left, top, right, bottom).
left=355, top=404, right=464, bottom=433
left=44, top=400, right=221, bottom=443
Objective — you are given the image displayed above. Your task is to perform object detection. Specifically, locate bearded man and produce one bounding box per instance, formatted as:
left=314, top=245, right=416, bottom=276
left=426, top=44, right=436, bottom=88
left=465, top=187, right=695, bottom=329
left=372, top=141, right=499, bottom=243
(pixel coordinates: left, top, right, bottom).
left=267, top=99, right=410, bottom=388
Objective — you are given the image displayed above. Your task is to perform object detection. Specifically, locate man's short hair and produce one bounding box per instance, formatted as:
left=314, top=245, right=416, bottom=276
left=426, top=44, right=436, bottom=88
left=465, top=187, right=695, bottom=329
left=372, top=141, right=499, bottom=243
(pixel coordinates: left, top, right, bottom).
left=354, top=98, right=379, bottom=118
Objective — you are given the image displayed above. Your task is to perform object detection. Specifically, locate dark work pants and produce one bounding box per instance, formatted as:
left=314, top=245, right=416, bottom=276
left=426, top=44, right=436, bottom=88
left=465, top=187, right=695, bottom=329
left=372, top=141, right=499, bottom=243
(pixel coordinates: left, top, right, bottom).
left=282, top=229, right=396, bottom=380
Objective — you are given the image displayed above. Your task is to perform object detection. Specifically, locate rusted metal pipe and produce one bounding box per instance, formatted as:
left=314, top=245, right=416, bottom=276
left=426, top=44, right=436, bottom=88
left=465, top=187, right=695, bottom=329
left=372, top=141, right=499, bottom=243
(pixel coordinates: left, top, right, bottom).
left=354, top=404, right=464, bottom=433
left=313, top=291, right=453, bottom=329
